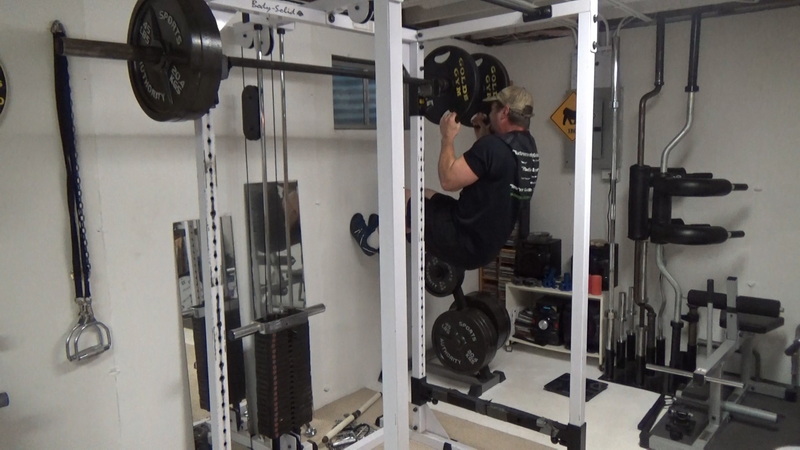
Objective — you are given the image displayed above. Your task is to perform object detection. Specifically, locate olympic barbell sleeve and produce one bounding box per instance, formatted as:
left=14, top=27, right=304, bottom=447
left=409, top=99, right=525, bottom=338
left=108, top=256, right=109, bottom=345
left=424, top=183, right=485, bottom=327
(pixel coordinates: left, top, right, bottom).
left=228, top=303, right=326, bottom=340
left=56, top=37, right=166, bottom=63
left=321, top=392, right=382, bottom=444
left=645, top=364, right=744, bottom=389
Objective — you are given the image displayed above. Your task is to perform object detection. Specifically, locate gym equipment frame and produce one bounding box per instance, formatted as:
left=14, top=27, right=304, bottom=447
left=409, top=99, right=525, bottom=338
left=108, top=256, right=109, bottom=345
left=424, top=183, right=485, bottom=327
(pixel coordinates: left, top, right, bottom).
left=201, top=1, right=599, bottom=448
left=51, top=0, right=599, bottom=448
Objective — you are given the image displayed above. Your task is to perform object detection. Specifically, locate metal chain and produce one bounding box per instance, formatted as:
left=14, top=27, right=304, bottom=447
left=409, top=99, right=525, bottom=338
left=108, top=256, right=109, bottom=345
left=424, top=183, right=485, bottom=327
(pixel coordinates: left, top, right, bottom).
left=69, top=144, right=92, bottom=286
left=54, top=21, right=92, bottom=296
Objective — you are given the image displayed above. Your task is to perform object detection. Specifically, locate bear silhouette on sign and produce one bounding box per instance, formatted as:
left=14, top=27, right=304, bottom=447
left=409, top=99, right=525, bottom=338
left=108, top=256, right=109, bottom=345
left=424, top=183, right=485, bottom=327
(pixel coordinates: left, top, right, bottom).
left=562, top=107, right=576, bottom=126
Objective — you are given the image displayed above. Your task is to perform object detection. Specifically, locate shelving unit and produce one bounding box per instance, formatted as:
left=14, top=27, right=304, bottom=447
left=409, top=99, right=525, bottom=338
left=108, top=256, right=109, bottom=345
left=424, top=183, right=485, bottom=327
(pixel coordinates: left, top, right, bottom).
left=478, top=241, right=516, bottom=303
left=505, top=283, right=605, bottom=366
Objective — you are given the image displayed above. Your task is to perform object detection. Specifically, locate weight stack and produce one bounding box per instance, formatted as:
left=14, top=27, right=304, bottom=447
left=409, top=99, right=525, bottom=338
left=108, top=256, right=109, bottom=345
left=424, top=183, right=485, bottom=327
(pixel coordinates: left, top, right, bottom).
left=254, top=317, right=313, bottom=439
left=192, top=308, right=247, bottom=411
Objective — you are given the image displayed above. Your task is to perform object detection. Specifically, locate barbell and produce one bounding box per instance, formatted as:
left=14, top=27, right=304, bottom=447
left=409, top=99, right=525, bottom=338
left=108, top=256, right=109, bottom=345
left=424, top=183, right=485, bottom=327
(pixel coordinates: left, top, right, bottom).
left=52, top=0, right=508, bottom=124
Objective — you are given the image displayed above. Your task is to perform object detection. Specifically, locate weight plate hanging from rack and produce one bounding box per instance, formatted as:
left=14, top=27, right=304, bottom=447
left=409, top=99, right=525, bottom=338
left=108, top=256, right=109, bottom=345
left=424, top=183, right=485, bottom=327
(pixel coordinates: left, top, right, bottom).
left=127, top=0, right=223, bottom=121
left=423, top=45, right=480, bottom=125
left=472, top=53, right=510, bottom=117
left=432, top=308, right=498, bottom=374
left=424, top=254, right=464, bottom=297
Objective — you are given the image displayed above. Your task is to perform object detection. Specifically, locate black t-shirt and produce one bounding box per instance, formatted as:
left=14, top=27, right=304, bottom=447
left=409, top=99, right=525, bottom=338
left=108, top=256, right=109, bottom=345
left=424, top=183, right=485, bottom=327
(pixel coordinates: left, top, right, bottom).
left=453, top=130, right=538, bottom=267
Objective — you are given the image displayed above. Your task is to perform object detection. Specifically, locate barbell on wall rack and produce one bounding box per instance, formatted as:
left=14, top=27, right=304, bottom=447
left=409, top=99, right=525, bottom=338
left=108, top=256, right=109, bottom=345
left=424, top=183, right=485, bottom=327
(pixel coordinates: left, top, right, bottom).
left=51, top=0, right=507, bottom=124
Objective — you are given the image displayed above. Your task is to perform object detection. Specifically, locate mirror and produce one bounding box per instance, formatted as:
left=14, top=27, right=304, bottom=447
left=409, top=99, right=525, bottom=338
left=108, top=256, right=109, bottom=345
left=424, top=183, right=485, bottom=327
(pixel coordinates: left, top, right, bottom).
left=172, top=216, right=247, bottom=428
left=171, top=181, right=307, bottom=443
left=245, top=181, right=306, bottom=317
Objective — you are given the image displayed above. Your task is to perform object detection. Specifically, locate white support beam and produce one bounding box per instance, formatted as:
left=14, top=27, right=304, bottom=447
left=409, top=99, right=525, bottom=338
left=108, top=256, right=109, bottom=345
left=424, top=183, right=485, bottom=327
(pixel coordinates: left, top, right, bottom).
left=568, top=0, right=597, bottom=428
left=208, top=0, right=419, bottom=42
left=304, top=0, right=354, bottom=13
left=195, top=111, right=232, bottom=450
left=416, top=0, right=592, bottom=42
left=408, top=41, right=426, bottom=382
left=374, top=1, right=410, bottom=449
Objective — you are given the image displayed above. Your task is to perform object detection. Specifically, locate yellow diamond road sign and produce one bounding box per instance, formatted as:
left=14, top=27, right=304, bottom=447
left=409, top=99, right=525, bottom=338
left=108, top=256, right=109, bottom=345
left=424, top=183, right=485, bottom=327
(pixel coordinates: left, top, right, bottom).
left=550, top=91, right=577, bottom=141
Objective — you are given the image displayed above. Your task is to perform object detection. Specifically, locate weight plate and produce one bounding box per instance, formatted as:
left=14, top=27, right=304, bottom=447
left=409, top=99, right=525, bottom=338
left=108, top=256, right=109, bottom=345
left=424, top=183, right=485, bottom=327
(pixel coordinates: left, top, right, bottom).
left=0, top=61, right=7, bottom=119
left=127, top=0, right=223, bottom=121
left=432, top=308, right=497, bottom=374
left=425, top=254, right=464, bottom=297
left=465, top=291, right=511, bottom=349
left=423, top=45, right=480, bottom=125
left=471, top=53, right=510, bottom=117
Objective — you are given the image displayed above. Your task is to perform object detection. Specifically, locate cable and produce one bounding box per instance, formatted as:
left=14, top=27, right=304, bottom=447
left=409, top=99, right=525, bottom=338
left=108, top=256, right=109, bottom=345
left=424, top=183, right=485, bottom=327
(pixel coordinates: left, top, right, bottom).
left=240, top=46, right=260, bottom=320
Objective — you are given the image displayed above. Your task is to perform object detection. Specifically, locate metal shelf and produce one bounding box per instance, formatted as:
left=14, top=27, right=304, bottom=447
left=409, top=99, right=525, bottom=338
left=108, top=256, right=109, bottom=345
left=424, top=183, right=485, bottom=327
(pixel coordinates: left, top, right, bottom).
left=506, top=283, right=605, bottom=367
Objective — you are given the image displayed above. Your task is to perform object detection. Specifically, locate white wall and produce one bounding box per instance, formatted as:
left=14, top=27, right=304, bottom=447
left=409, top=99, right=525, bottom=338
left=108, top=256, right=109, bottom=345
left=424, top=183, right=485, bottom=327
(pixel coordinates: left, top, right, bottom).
left=0, top=1, right=386, bottom=448
left=1, top=2, right=798, bottom=449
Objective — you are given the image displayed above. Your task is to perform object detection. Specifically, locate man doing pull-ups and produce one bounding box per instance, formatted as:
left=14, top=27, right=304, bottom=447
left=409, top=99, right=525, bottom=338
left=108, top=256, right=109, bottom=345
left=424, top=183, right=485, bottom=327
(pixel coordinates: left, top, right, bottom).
left=351, top=85, right=539, bottom=270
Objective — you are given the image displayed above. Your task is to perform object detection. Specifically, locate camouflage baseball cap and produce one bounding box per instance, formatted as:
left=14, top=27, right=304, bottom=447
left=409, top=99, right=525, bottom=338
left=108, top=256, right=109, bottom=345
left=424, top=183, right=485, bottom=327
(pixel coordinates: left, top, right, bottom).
left=484, top=85, right=534, bottom=118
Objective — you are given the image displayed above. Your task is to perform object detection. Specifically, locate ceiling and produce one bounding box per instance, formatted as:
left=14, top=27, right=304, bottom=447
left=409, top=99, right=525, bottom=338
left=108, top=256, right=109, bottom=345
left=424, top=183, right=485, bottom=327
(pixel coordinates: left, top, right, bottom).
left=306, top=0, right=799, bottom=46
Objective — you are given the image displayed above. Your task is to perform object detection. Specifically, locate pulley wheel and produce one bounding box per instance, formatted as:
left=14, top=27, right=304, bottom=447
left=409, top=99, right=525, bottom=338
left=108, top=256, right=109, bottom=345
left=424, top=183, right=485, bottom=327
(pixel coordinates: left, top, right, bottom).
left=425, top=254, right=464, bottom=297
left=127, top=0, right=223, bottom=121
left=464, top=291, right=511, bottom=349
left=423, top=46, right=480, bottom=125
left=349, top=1, right=374, bottom=24
left=471, top=53, right=510, bottom=117
left=432, top=308, right=498, bottom=374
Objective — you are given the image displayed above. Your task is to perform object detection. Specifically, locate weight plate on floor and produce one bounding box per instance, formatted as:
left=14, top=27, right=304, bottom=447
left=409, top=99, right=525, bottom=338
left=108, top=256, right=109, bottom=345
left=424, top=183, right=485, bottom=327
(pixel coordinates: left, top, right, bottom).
left=465, top=291, right=511, bottom=349
left=423, top=45, right=480, bottom=125
left=432, top=308, right=498, bottom=374
left=425, top=254, right=464, bottom=297
left=127, top=0, right=223, bottom=121
left=471, top=53, right=510, bottom=117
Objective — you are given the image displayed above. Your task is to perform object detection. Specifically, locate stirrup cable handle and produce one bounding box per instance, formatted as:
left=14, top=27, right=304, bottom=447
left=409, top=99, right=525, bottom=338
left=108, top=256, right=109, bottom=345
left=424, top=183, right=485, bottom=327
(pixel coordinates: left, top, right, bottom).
left=52, top=22, right=112, bottom=362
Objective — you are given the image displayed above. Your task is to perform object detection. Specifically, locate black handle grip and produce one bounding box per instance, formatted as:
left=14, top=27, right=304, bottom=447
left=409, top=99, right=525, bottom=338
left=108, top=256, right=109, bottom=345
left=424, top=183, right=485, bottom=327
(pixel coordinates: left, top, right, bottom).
left=655, top=17, right=665, bottom=87
left=686, top=14, right=702, bottom=93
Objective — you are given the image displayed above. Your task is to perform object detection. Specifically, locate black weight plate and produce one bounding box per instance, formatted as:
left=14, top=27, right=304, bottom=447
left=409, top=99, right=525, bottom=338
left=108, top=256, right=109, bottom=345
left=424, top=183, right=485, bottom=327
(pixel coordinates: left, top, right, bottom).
left=128, top=0, right=223, bottom=121
left=423, top=46, right=480, bottom=125
left=425, top=254, right=464, bottom=297
left=0, top=62, right=6, bottom=118
left=465, top=291, right=511, bottom=349
left=432, top=308, right=497, bottom=374
left=471, top=53, right=510, bottom=117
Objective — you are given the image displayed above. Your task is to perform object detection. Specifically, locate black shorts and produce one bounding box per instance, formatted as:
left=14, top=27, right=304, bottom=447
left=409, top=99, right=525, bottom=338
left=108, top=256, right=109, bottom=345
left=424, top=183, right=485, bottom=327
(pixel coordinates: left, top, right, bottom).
left=406, top=194, right=482, bottom=270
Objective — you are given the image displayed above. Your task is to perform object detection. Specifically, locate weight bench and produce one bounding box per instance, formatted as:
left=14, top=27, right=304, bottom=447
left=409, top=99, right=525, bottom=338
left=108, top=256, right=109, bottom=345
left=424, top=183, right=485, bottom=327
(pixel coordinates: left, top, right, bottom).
left=647, top=277, right=789, bottom=449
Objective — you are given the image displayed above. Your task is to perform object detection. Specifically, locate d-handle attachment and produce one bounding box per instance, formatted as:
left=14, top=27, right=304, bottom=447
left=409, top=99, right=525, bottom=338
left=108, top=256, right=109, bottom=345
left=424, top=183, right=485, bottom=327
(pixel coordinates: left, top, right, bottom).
left=65, top=297, right=112, bottom=362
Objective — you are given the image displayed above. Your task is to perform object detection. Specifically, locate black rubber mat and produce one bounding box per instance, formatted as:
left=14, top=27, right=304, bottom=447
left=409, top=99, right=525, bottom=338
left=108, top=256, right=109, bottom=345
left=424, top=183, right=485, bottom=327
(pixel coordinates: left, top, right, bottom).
left=543, top=372, right=608, bottom=402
